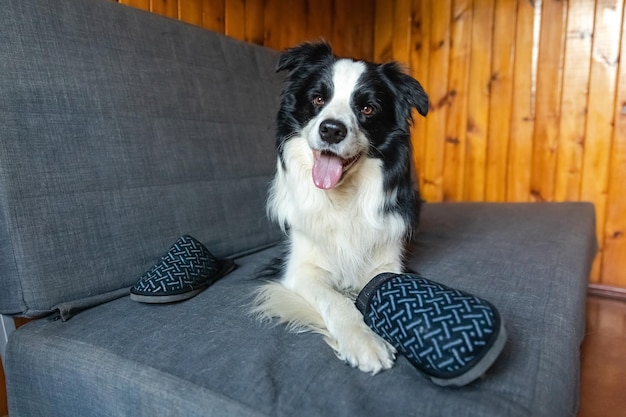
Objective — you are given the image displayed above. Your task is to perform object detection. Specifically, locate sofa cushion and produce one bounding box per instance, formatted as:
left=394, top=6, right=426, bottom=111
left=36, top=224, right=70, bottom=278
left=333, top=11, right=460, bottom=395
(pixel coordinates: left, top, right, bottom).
left=0, top=0, right=282, bottom=317
left=6, top=202, right=597, bottom=417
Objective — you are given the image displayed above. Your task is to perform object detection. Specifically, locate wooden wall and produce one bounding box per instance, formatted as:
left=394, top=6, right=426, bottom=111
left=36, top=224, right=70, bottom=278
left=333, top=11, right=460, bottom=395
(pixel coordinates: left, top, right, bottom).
left=117, top=0, right=626, bottom=289
left=400, top=0, right=626, bottom=289
left=118, top=0, right=378, bottom=58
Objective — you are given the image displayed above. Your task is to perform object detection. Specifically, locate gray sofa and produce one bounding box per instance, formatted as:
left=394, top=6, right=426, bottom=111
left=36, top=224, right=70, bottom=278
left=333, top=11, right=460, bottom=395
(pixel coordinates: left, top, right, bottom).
left=0, top=1, right=598, bottom=416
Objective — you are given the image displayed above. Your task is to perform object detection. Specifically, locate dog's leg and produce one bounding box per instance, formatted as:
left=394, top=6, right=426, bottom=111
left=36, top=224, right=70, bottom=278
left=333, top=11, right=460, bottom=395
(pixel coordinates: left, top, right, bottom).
left=282, top=262, right=396, bottom=374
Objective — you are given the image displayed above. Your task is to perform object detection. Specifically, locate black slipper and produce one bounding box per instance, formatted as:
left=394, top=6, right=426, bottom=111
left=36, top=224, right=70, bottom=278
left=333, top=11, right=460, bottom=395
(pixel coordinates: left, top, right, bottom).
left=356, top=272, right=507, bottom=387
left=130, top=235, right=235, bottom=304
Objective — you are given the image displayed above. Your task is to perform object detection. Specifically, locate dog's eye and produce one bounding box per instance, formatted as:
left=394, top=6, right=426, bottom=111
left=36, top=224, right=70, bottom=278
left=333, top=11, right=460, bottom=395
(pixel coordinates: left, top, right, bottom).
left=312, top=96, right=325, bottom=106
left=360, top=105, right=375, bottom=116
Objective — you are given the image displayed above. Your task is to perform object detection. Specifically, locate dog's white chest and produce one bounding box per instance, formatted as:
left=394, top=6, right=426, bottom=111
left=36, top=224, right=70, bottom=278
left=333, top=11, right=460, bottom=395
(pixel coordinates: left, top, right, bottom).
left=268, top=137, right=407, bottom=288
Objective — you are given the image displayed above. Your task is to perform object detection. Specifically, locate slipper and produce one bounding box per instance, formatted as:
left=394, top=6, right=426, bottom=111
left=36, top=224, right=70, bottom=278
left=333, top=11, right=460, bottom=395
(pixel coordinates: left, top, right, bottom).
left=130, top=235, right=235, bottom=304
left=356, top=272, right=507, bottom=387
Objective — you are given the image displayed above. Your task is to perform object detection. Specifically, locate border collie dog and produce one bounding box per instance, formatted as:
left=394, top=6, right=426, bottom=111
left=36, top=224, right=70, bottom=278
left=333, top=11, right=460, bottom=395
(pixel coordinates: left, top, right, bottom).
left=254, top=42, right=428, bottom=374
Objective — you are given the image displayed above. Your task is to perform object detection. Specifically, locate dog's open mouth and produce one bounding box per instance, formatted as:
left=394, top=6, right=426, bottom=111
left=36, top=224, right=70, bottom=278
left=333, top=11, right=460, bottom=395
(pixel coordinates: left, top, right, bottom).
left=312, top=150, right=360, bottom=190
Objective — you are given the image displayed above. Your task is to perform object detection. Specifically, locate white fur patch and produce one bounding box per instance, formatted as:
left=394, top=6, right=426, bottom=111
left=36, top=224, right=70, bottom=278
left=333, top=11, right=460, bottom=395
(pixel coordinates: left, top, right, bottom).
left=269, top=138, right=407, bottom=284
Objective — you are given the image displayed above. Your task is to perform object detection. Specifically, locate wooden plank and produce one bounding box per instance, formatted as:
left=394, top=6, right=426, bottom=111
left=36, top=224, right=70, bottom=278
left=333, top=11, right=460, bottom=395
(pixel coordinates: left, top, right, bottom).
left=601, top=4, right=626, bottom=288
left=330, top=1, right=355, bottom=56
left=263, top=0, right=306, bottom=51
left=580, top=294, right=626, bottom=414
left=409, top=0, right=432, bottom=195
left=119, top=0, right=150, bottom=10
left=349, top=0, right=375, bottom=60
left=225, top=0, right=246, bottom=40
left=392, top=0, right=413, bottom=66
left=332, top=0, right=375, bottom=60
left=554, top=0, right=595, bottom=202
left=506, top=0, right=539, bottom=202
left=485, top=0, right=517, bottom=202
left=262, top=0, right=281, bottom=49
left=442, top=0, right=472, bottom=202
left=244, top=0, right=266, bottom=45
left=305, top=0, right=333, bottom=46
left=530, top=0, right=567, bottom=202
left=150, top=0, right=179, bottom=18
left=179, top=0, right=203, bottom=26
left=374, top=0, right=394, bottom=62
left=582, top=0, right=624, bottom=282
left=201, top=0, right=225, bottom=33
left=422, top=0, right=451, bottom=202
left=356, top=0, right=376, bottom=61
left=464, top=0, right=494, bottom=202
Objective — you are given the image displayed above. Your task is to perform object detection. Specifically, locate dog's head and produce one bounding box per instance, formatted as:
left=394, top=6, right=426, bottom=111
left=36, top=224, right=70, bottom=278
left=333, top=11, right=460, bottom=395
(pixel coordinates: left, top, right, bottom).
left=275, top=41, right=428, bottom=190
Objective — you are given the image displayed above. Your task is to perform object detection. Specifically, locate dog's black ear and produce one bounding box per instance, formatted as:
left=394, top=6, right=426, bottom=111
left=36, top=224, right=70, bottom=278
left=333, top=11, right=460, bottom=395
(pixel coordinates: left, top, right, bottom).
left=404, top=76, right=429, bottom=117
left=380, top=62, right=429, bottom=117
left=276, top=41, right=334, bottom=73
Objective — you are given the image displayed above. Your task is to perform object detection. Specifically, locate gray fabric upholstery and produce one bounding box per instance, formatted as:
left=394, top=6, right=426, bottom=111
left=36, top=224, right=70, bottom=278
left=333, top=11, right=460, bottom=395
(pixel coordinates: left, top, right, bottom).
left=1, top=1, right=597, bottom=416
left=0, top=0, right=282, bottom=317
left=6, top=203, right=596, bottom=417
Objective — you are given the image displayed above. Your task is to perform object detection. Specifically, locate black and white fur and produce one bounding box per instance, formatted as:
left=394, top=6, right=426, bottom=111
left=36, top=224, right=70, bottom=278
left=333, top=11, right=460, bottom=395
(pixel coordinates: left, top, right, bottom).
left=253, top=42, right=428, bottom=374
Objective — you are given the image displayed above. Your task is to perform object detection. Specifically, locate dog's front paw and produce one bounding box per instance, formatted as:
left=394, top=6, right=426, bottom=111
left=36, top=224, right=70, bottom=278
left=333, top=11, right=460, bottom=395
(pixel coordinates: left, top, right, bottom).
left=331, top=324, right=396, bottom=374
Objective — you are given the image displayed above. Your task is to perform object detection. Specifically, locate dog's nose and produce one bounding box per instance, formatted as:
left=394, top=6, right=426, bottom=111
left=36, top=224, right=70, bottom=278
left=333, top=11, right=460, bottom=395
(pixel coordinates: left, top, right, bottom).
left=319, top=119, right=347, bottom=144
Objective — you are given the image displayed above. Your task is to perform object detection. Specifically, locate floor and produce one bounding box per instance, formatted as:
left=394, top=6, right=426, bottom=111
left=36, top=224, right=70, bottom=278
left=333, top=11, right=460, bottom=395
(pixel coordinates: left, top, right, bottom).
left=578, top=294, right=626, bottom=417
left=1, top=295, right=625, bottom=417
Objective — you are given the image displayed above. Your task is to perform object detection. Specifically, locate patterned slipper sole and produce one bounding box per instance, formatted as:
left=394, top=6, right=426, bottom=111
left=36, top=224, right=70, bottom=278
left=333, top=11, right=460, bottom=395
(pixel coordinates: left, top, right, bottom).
left=130, top=235, right=235, bottom=304
left=356, top=272, right=507, bottom=386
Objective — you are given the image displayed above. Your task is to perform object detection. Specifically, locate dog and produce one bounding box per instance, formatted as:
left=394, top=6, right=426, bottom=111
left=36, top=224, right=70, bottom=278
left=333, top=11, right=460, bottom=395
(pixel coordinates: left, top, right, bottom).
left=253, top=42, right=428, bottom=374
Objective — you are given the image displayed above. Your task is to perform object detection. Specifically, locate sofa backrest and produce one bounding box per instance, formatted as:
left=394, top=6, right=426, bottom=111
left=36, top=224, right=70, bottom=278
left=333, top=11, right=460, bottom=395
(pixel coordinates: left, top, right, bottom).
left=0, top=0, right=282, bottom=318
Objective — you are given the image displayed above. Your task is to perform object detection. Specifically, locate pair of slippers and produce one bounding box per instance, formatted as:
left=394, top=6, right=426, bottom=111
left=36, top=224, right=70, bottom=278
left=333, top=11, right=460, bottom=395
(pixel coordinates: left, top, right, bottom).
left=130, top=235, right=506, bottom=387
left=130, top=235, right=235, bottom=304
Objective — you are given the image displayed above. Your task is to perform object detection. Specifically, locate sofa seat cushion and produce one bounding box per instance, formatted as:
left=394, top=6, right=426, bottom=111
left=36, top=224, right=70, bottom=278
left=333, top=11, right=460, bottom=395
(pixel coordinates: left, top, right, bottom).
left=6, top=202, right=597, bottom=417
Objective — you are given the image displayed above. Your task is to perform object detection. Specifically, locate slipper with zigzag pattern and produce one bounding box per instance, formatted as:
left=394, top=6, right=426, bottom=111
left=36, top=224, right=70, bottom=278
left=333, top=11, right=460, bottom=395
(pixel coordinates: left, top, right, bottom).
left=130, top=235, right=235, bottom=304
left=356, top=272, right=507, bottom=387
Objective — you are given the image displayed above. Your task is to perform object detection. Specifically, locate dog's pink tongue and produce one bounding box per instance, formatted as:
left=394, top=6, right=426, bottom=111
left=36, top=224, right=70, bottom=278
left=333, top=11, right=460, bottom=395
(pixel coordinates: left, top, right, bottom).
left=312, top=153, right=343, bottom=189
